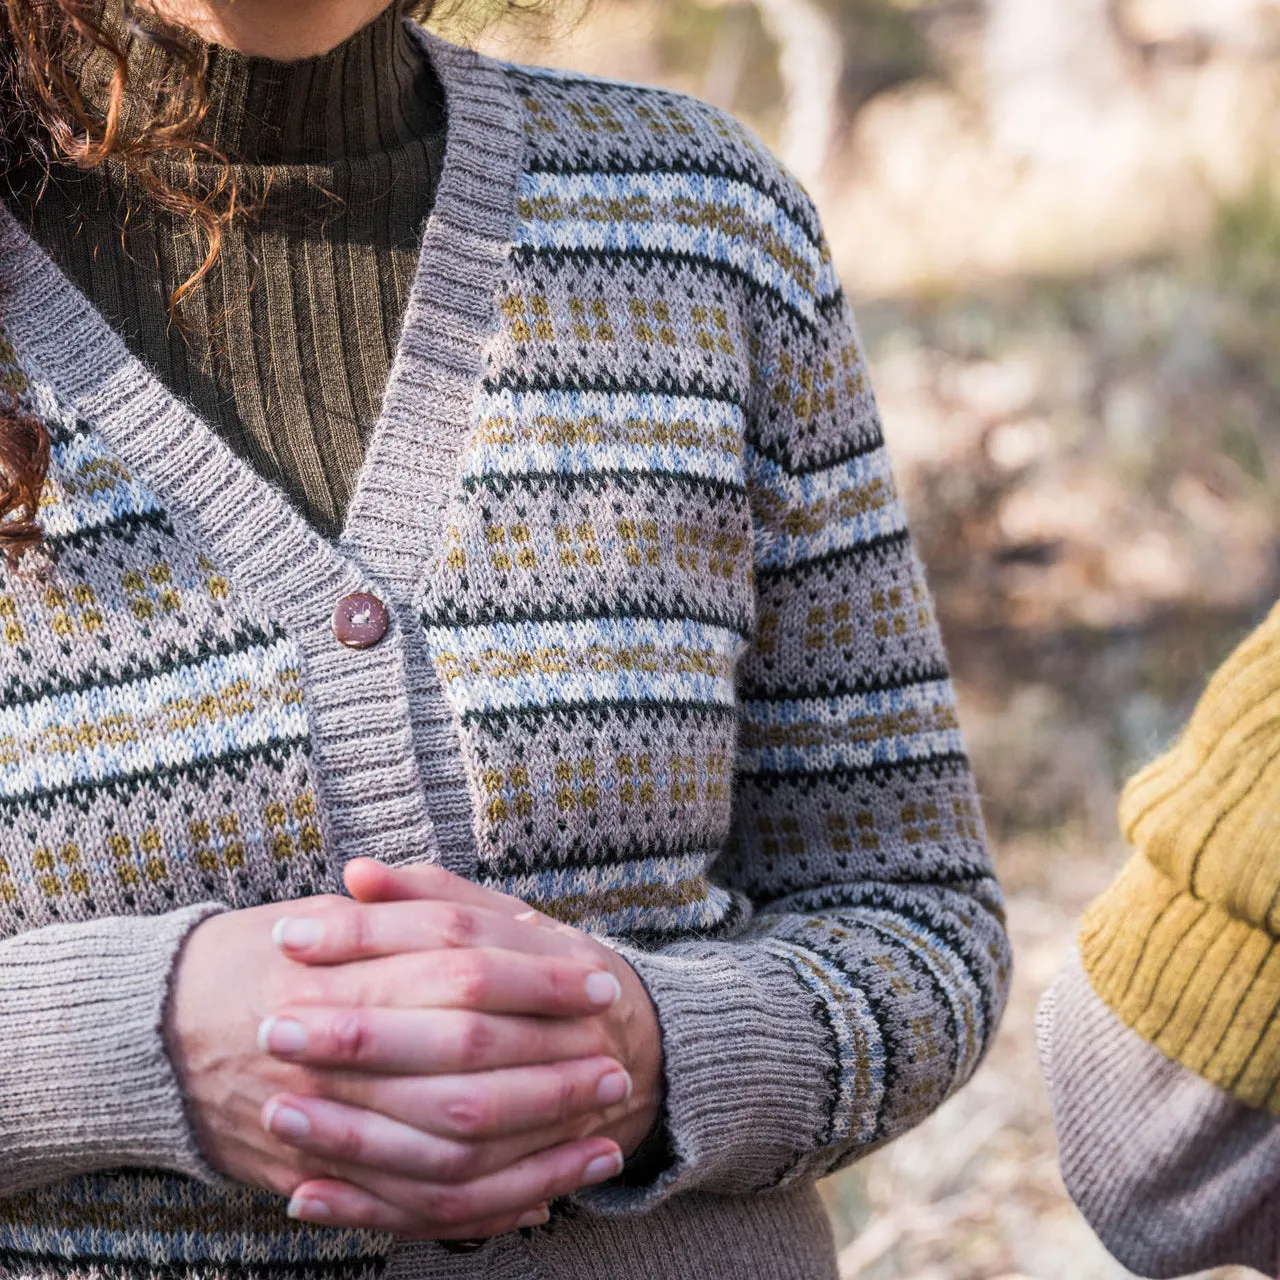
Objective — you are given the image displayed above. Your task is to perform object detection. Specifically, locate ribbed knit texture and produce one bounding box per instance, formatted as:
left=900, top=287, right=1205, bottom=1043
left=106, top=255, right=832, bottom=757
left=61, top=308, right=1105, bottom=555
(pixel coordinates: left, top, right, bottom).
left=1080, top=599, right=1280, bottom=1111
left=0, top=25, right=1010, bottom=1280
left=1039, top=953, right=1280, bottom=1279
left=8, top=3, right=447, bottom=538
left=0, top=904, right=225, bottom=1196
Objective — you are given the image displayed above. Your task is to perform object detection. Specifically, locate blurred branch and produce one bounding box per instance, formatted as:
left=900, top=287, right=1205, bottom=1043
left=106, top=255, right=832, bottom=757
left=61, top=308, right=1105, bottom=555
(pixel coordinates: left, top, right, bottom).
left=749, top=0, right=844, bottom=199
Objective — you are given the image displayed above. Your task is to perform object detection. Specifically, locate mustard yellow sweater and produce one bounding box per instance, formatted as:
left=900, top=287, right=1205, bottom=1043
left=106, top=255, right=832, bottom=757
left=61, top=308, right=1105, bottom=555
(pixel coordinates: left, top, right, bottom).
left=1082, top=599, right=1280, bottom=1110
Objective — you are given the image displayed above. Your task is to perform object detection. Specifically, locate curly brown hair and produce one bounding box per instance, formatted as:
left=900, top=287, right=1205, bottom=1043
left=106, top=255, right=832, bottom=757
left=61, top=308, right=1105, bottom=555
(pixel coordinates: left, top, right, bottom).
left=0, top=0, right=474, bottom=565
left=0, top=0, right=248, bottom=564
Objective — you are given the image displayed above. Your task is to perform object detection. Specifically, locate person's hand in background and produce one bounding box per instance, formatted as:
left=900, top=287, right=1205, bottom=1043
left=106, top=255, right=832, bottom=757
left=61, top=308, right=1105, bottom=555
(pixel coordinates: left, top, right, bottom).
left=261, top=859, right=666, bottom=1235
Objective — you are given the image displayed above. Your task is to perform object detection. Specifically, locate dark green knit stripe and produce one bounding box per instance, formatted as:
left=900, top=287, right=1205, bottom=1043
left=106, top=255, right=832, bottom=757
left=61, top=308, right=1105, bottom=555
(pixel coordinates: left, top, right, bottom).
left=422, top=600, right=752, bottom=638
left=460, top=697, right=737, bottom=732
left=737, top=662, right=952, bottom=702
left=0, top=621, right=290, bottom=707
left=0, top=738, right=309, bottom=818
left=44, top=509, right=175, bottom=552
left=754, top=529, right=913, bottom=585
left=462, top=468, right=749, bottom=502
left=509, top=243, right=830, bottom=333
left=737, top=750, right=973, bottom=785
left=0, top=1252, right=386, bottom=1280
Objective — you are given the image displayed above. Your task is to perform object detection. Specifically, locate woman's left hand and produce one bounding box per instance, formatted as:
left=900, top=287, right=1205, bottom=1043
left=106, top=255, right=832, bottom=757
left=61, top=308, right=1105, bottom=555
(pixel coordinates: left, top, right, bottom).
left=263, top=859, right=665, bottom=1233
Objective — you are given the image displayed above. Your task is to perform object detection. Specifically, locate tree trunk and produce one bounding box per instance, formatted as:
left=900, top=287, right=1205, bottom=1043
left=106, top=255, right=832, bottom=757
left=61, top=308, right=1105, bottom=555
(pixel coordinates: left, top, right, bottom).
left=750, top=0, right=844, bottom=203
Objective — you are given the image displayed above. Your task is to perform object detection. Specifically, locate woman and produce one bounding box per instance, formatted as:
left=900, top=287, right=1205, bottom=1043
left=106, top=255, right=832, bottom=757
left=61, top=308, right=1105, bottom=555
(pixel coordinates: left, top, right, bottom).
left=0, top=2, right=1011, bottom=1278
left=1040, top=602, right=1280, bottom=1278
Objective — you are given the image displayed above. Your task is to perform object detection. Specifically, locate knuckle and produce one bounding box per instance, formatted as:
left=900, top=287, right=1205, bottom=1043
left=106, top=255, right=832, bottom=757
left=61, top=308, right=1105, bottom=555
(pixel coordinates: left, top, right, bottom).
left=453, top=1012, right=496, bottom=1069
left=448, top=955, right=490, bottom=1008
left=416, top=1185, right=471, bottom=1225
left=328, top=1120, right=367, bottom=1165
left=433, top=1138, right=481, bottom=1181
left=329, top=1009, right=371, bottom=1062
left=441, top=1090, right=493, bottom=1139
left=554, top=1072, right=580, bottom=1124
left=438, top=905, right=480, bottom=949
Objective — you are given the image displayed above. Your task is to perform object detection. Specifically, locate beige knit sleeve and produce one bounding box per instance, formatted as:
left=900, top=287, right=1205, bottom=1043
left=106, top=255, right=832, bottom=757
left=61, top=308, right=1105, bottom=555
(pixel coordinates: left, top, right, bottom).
left=1039, top=951, right=1280, bottom=1279
left=0, top=904, right=227, bottom=1196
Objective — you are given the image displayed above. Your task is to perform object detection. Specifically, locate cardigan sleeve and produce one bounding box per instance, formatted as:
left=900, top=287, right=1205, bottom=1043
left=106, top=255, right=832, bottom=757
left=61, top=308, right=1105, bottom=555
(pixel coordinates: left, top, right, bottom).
left=0, top=903, right=227, bottom=1195
left=581, top=259, right=1012, bottom=1212
left=1039, top=951, right=1280, bottom=1278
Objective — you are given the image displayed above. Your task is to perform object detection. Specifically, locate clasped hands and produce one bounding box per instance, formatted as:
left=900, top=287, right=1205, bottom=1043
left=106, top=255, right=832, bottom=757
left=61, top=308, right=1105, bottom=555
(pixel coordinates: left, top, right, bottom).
left=167, top=858, right=664, bottom=1241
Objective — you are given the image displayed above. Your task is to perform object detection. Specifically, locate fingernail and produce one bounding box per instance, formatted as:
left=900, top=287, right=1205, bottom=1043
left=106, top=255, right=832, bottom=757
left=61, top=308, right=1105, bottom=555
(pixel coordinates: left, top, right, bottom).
left=264, top=1100, right=311, bottom=1141
left=287, top=1194, right=329, bottom=1222
left=597, top=1070, right=632, bottom=1106
left=585, top=971, right=621, bottom=1007
left=273, top=918, right=321, bottom=950
left=258, top=1016, right=307, bottom=1056
left=582, top=1151, right=624, bottom=1185
left=516, top=1206, right=550, bottom=1228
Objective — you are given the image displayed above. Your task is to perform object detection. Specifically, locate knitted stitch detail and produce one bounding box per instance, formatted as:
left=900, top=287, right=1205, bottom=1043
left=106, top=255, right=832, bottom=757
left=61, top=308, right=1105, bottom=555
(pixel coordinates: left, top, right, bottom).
left=0, top=338, right=383, bottom=1269
left=0, top=345, right=339, bottom=935
left=0, top=38, right=1010, bottom=1279
left=418, top=64, right=1009, bottom=1180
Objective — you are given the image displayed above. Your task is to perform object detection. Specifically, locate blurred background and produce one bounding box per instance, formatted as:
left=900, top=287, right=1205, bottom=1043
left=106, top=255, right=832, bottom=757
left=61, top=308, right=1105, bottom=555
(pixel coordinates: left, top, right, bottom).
left=436, top=2, right=1280, bottom=1275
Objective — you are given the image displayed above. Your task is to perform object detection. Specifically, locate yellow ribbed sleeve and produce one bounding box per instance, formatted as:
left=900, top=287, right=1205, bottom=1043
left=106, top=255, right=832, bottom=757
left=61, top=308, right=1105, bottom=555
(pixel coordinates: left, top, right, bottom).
left=1080, top=599, right=1280, bottom=1111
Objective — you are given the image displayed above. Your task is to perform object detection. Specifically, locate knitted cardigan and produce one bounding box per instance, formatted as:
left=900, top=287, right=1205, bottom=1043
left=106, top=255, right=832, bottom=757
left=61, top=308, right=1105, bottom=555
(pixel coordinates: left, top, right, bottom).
left=0, top=26, right=1011, bottom=1280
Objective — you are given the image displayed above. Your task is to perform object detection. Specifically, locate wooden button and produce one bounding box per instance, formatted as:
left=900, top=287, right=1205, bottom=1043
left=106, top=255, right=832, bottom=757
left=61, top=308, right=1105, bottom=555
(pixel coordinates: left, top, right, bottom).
left=331, top=592, right=388, bottom=649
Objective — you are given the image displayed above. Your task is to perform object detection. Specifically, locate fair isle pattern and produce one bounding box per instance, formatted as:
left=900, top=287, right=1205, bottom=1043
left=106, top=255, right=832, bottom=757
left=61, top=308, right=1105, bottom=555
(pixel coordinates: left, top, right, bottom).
left=0, top=32, right=1010, bottom=1280
left=0, top=340, right=342, bottom=931
left=0, top=337, right=385, bottom=1276
left=418, top=62, right=1010, bottom=1170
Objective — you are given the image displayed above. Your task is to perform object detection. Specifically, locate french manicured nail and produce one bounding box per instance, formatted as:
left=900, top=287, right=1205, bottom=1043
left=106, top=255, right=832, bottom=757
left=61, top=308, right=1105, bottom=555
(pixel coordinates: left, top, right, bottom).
left=264, top=1100, right=311, bottom=1141
left=273, top=918, right=321, bottom=950
left=597, top=1070, right=632, bottom=1106
left=287, top=1194, right=329, bottom=1222
left=582, top=1151, right=624, bottom=1185
left=516, top=1207, right=550, bottom=1228
left=258, top=1016, right=307, bottom=1056
left=585, top=971, right=621, bottom=1007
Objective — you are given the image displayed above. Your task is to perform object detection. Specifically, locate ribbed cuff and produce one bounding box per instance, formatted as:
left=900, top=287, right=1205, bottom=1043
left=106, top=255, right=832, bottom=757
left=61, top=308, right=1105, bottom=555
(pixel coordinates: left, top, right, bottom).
left=574, top=939, right=833, bottom=1213
left=1080, top=853, right=1280, bottom=1111
left=1040, top=952, right=1280, bottom=1279
left=0, top=903, right=228, bottom=1195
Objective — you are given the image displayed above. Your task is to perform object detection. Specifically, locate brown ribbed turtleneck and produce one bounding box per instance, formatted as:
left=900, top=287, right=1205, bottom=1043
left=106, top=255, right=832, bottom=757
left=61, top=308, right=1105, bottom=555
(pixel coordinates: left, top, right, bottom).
left=9, top=4, right=447, bottom=537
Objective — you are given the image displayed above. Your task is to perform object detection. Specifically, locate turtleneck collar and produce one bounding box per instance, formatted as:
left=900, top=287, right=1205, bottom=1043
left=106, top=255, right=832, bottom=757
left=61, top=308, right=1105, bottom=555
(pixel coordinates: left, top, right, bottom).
left=84, top=2, right=439, bottom=166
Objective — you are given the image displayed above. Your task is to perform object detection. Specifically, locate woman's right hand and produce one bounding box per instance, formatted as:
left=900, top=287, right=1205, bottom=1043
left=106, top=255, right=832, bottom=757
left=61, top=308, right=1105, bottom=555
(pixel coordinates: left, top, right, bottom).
left=166, top=896, right=628, bottom=1239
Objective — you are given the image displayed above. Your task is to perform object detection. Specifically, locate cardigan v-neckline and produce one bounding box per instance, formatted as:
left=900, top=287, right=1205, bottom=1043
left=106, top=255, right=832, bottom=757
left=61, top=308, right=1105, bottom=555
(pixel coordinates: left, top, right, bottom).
left=0, top=26, right=526, bottom=877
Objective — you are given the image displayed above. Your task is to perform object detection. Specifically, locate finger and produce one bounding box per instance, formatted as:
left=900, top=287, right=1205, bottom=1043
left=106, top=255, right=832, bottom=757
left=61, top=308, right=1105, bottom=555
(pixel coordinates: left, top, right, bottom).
left=286, top=1184, right=550, bottom=1241
left=261, top=1006, right=609, bottom=1075
left=264, top=1058, right=631, bottom=1163
left=273, top=898, right=585, bottom=966
left=298, top=947, right=620, bottom=1017
left=289, top=1137, right=624, bottom=1233
left=343, top=860, right=528, bottom=916
left=267, top=1099, right=604, bottom=1187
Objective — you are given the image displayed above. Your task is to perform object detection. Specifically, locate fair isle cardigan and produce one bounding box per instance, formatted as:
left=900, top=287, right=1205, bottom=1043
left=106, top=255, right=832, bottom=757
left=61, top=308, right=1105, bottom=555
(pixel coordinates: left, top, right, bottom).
left=0, top=26, right=1011, bottom=1280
